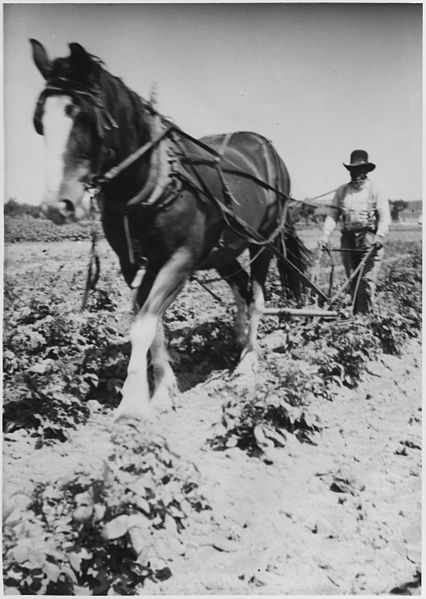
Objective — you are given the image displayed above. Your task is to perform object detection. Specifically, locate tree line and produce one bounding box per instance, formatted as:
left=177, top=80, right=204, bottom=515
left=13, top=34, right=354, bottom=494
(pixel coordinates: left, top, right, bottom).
left=4, top=198, right=43, bottom=218
left=3, top=197, right=413, bottom=224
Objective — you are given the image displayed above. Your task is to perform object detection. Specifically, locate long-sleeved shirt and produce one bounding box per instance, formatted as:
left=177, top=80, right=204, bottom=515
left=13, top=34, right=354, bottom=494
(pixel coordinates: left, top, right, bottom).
left=322, top=179, right=391, bottom=238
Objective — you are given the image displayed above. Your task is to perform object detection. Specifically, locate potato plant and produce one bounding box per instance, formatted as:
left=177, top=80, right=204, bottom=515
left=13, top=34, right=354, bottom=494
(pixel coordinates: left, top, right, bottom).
left=5, top=215, right=103, bottom=243
left=213, top=358, right=325, bottom=456
left=3, top=277, right=128, bottom=443
left=3, top=429, right=210, bottom=595
left=218, top=249, right=422, bottom=454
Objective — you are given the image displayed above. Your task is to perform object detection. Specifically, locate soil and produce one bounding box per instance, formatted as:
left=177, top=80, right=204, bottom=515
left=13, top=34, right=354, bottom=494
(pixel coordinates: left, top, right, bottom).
left=4, top=337, right=422, bottom=592
left=3, top=240, right=422, bottom=595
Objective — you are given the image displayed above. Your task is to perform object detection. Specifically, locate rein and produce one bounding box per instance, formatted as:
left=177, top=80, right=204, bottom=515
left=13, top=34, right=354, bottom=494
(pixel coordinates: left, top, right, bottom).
left=99, top=125, right=174, bottom=187
left=34, top=77, right=119, bottom=139
left=80, top=119, right=177, bottom=218
left=81, top=191, right=101, bottom=311
left=40, top=77, right=324, bottom=305
left=84, top=120, right=325, bottom=299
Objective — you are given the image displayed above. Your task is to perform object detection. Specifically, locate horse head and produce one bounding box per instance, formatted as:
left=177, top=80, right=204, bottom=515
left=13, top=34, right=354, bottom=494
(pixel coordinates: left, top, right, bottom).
left=31, top=39, right=112, bottom=223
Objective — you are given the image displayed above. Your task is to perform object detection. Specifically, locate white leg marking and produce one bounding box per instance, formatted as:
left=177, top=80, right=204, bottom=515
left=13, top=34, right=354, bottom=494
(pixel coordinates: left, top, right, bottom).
left=243, top=280, right=265, bottom=356
left=230, top=282, right=248, bottom=347
left=150, top=321, right=178, bottom=412
left=115, top=246, right=192, bottom=423
left=114, top=313, right=158, bottom=422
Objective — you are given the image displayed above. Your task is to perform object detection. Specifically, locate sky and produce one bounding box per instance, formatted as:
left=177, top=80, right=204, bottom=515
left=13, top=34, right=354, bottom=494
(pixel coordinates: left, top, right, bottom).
left=3, top=2, right=423, bottom=205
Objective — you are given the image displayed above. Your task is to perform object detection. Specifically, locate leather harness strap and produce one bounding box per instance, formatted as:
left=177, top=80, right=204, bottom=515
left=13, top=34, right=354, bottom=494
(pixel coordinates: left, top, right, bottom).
left=215, top=132, right=233, bottom=161
left=39, top=77, right=315, bottom=293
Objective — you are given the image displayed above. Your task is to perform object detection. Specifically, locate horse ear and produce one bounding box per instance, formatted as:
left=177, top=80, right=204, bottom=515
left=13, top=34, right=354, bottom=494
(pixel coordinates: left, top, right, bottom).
left=69, top=42, right=93, bottom=76
left=30, top=39, right=52, bottom=80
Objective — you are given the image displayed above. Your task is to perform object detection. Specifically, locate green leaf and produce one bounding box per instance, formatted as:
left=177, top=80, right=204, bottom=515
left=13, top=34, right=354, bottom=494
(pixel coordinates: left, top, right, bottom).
left=58, top=566, right=78, bottom=585
left=74, top=491, right=93, bottom=507
left=10, top=540, right=36, bottom=565
left=127, top=479, right=148, bottom=498
left=168, top=505, right=185, bottom=519
left=253, top=425, right=273, bottom=450
left=68, top=552, right=83, bottom=574
left=93, top=503, right=107, bottom=521
left=128, top=526, right=147, bottom=558
left=73, top=585, right=91, bottom=595
left=72, top=506, right=94, bottom=523
left=28, top=359, right=53, bottom=374
left=101, top=515, right=130, bottom=541
left=263, top=427, right=287, bottom=447
left=135, top=497, right=151, bottom=514
left=225, top=436, right=238, bottom=448
left=43, top=561, right=61, bottom=582
left=303, top=412, right=320, bottom=430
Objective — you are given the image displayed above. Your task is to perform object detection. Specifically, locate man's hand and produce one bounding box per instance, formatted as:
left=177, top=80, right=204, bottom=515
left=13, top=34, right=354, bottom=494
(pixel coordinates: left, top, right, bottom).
left=373, top=234, right=385, bottom=249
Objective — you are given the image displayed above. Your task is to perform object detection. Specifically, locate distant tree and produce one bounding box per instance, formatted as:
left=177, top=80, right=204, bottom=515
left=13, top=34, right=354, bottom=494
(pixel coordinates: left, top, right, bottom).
left=4, top=198, right=42, bottom=218
left=389, top=199, right=408, bottom=222
left=4, top=198, right=20, bottom=216
left=290, top=200, right=317, bottom=224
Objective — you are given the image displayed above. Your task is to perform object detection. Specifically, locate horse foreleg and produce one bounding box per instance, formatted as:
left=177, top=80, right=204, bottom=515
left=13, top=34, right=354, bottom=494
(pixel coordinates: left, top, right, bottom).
left=114, top=247, right=193, bottom=423
left=114, top=312, right=158, bottom=422
left=150, top=320, right=178, bottom=412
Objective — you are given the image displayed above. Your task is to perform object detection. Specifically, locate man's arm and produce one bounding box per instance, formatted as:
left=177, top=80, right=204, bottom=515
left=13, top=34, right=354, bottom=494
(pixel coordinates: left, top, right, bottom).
left=375, top=188, right=391, bottom=246
left=319, top=188, right=342, bottom=246
left=320, top=215, right=337, bottom=242
left=376, top=194, right=391, bottom=238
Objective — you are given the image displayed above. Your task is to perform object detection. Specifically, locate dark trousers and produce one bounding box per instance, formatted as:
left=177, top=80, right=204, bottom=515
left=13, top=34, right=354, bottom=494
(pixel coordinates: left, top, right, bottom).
left=341, top=230, right=384, bottom=314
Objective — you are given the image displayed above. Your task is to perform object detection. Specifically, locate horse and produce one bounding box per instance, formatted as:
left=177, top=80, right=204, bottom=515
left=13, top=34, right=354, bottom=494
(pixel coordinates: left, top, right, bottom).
left=30, top=39, right=311, bottom=423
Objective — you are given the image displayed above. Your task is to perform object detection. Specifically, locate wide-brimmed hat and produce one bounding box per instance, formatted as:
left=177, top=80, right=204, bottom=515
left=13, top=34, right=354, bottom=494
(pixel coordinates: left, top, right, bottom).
left=343, top=149, right=376, bottom=172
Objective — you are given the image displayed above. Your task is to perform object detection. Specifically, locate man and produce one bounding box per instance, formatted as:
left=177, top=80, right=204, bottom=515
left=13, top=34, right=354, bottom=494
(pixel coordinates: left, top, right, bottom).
left=320, top=149, right=391, bottom=314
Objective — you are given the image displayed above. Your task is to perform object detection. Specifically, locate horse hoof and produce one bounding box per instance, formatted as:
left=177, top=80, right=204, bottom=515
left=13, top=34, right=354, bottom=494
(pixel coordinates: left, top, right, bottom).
left=153, top=398, right=173, bottom=415
left=234, top=349, right=259, bottom=376
left=110, top=417, right=156, bottom=447
left=112, top=403, right=151, bottom=425
left=152, top=384, right=179, bottom=415
left=239, top=346, right=259, bottom=363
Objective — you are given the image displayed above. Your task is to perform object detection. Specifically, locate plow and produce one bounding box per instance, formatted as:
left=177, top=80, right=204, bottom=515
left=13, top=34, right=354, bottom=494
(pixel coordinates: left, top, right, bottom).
left=195, top=243, right=378, bottom=321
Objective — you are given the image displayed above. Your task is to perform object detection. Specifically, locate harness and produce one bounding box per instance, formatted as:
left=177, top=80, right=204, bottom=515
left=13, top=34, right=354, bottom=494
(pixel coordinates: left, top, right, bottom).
left=35, top=77, right=324, bottom=307
left=91, top=120, right=296, bottom=266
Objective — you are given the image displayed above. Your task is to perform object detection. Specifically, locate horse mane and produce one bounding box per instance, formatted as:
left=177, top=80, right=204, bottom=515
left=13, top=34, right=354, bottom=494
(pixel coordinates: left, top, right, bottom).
left=85, top=52, right=104, bottom=67
left=95, top=63, right=152, bottom=149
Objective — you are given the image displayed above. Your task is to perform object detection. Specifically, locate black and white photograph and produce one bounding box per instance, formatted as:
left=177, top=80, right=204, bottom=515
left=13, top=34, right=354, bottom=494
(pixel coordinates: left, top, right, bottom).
left=3, top=1, right=422, bottom=595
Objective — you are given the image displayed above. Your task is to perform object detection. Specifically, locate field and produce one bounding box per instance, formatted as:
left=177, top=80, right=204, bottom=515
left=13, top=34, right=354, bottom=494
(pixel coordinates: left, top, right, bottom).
left=3, top=223, right=422, bottom=595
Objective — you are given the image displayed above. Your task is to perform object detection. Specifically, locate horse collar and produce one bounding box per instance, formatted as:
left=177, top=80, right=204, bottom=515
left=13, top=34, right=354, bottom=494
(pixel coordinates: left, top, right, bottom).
left=97, top=118, right=178, bottom=213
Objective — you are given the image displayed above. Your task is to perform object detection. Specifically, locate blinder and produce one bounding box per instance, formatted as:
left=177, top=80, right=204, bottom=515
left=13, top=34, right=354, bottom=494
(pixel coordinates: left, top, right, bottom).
left=33, top=77, right=118, bottom=140
left=33, top=89, right=49, bottom=135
